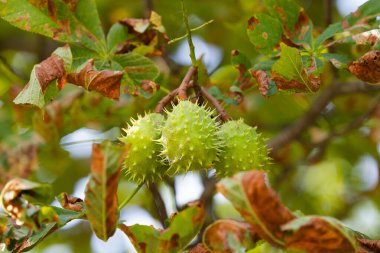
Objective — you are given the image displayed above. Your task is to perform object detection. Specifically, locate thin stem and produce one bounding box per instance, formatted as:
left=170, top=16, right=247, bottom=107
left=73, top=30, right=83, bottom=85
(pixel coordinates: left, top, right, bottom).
left=155, top=88, right=180, bottom=113
left=180, top=0, right=197, bottom=67
left=148, top=182, right=168, bottom=226
left=60, top=139, right=109, bottom=147
left=118, top=182, right=144, bottom=210
left=168, top=20, right=214, bottom=44
left=178, top=66, right=197, bottom=100
left=200, top=86, right=231, bottom=122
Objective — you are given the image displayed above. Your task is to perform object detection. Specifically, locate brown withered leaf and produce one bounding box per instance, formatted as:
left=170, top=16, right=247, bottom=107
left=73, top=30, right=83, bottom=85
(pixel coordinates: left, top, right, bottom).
left=189, top=243, right=211, bottom=253
left=282, top=216, right=358, bottom=253
left=271, top=72, right=320, bottom=92
left=348, top=50, right=380, bottom=84
left=358, top=238, right=380, bottom=253
left=141, top=80, right=160, bottom=94
left=118, top=11, right=168, bottom=56
left=251, top=69, right=270, bottom=96
left=203, top=219, right=259, bottom=252
left=57, top=192, right=84, bottom=213
left=241, top=171, right=295, bottom=246
left=218, top=171, right=295, bottom=247
left=66, top=59, right=124, bottom=99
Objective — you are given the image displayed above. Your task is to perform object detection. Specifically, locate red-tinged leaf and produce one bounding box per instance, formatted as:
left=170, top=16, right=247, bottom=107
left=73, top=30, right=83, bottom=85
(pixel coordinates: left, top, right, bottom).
left=358, top=238, right=380, bottom=253
left=203, top=219, right=259, bottom=252
left=348, top=50, right=380, bottom=84
left=271, top=43, right=321, bottom=92
left=85, top=142, right=127, bottom=241
left=66, top=59, right=124, bottom=100
left=251, top=69, right=270, bottom=96
left=189, top=243, right=211, bottom=253
left=119, top=201, right=205, bottom=253
left=56, top=192, right=85, bottom=213
left=117, top=11, right=168, bottom=56
left=0, top=0, right=106, bottom=52
left=13, top=45, right=72, bottom=108
left=217, top=171, right=295, bottom=247
left=282, top=216, right=359, bottom=253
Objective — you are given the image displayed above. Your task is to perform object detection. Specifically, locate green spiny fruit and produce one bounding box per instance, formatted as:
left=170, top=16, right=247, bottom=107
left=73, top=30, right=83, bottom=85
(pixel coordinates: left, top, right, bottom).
left=120, top=113, right=166, bottom=183
left=215, top=119, right=270, bottom=176
left=159, top=101, right=222, bottom=174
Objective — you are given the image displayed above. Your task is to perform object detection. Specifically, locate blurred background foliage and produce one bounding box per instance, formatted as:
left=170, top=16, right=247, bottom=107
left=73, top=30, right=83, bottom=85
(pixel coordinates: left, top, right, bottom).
left=1, top=0, right=380, bottom=252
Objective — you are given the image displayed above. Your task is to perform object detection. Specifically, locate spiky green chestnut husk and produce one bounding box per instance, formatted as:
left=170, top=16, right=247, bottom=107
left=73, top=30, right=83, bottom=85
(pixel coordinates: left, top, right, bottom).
left=215, top=119, right=270, bottom=176
left=120, top=113, right=166, bottom=183
left=159, top=101, right=222, bottom=174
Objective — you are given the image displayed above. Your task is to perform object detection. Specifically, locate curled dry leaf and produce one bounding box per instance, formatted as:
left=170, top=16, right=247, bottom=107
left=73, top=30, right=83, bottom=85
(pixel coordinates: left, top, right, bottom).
left=66, top=59, right=124, bottom=100
left=57, top=192, right=85, bottom=213
left=282, top=216, right=358, bottom=253
left=0, top=179, right=53, bottom=229
left=118, top=11, right=168, bottom=56
left=348, top=50, right=380, bottom=84
left=358, top=238, right=380, bottom=253
left=203, top=219, right=259, bottom=252
left=141, top=80, right=160, bottom=94
left=217, top=171, right=295, bottom=247
left=251, top=69, right=270, bottom=96
left=189, top=243, right=211, bottom=253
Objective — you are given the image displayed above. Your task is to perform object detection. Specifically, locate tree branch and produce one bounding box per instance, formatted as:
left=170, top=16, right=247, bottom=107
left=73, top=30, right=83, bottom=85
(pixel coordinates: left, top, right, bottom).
left=178, top=66, right=197, bottom=100
left=155, top=88, right=179, bottom=113
left=268, top=82, right=380, bottom=153
left=200, top=87, right=231, bottom=122
left=147, top=182, right=168, bottom=227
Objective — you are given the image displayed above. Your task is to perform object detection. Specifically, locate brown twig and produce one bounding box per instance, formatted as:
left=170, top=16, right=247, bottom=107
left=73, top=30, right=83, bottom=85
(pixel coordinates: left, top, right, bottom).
left=155, top=88, right=179, bottom=113
left=147, top=182, right=168, bottom=227
left=178, top=66, right=198, bottom=100
left=200, top=87, right=231, bottom=122
left=144, top=0, right=153, bottom=18
left=268, top=82, right=380, bottom=153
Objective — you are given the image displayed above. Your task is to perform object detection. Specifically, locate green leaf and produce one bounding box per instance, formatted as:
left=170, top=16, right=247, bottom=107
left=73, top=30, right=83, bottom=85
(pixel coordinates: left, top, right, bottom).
left=84, top=141, right=125, bottom=241
left=315, top=0, right=380, bottom=48
left=322, top=53, right=352, bottom=69
left=0, top=0, right=106, bottom=52
left=112, top=54, right=159, bottom=84
left=247, top=13, right=283, bottom=55
left=119, top=224, right=161, bottom=253
left=120, top=202, right=205, bottom=253
left=314, top=23, right=342, bottom=48
left=13, top=46, right=72, bottom=108
left=271, top=43, right=310, bottom=91
left=264, top=0, right=300, bottom=31
left=107, top=23, right=128, bottom=54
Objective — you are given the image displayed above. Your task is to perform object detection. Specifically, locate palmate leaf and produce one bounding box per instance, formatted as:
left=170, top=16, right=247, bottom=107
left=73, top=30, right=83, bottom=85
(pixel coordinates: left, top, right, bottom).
left=0, top=0, right=106, bottom=52
left=84, top=141, right=127, bottom=241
